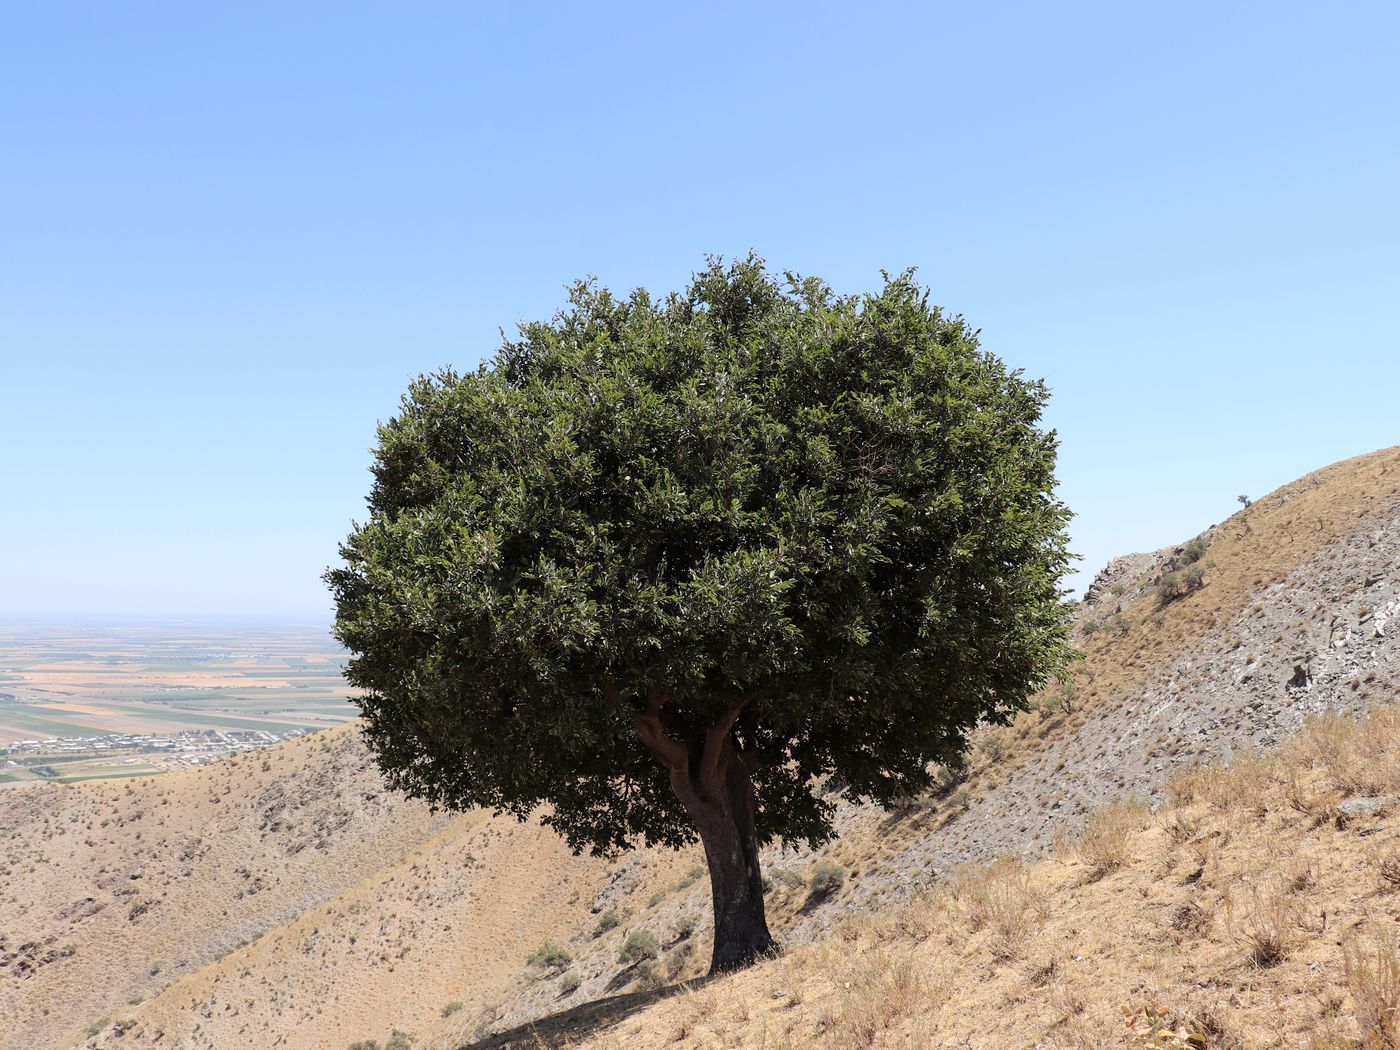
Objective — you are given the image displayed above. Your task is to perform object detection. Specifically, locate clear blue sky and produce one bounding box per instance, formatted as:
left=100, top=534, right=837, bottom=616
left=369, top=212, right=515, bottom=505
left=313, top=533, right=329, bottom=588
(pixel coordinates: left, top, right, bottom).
left=2, top=2, right=1396, bottom=619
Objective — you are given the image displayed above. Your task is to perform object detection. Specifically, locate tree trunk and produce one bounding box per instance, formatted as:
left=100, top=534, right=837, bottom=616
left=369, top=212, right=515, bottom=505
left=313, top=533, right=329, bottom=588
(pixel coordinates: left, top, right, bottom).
left=669, top=739, right=776, bottom=973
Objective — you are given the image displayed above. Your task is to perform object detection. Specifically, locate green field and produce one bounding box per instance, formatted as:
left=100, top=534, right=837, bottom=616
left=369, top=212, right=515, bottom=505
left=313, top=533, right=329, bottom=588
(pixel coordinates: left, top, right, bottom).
left=0, top=705, right=108, bottom=739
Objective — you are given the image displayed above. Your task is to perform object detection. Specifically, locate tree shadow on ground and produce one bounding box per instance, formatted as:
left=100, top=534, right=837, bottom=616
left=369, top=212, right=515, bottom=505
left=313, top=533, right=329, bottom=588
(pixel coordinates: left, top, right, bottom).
left=456, top=975, right=719, bottom=1049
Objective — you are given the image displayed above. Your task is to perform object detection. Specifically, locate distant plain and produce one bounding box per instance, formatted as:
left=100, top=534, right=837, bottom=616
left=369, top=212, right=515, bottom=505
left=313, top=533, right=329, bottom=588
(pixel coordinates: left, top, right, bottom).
left=0, top=622, right=356, bottom=783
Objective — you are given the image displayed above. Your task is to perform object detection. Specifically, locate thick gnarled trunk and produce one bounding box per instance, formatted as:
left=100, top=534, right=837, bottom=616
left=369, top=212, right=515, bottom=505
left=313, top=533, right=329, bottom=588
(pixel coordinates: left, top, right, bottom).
left=635, top=694, right=777, bottom=973
left=675, top=742, right=775, bottom=971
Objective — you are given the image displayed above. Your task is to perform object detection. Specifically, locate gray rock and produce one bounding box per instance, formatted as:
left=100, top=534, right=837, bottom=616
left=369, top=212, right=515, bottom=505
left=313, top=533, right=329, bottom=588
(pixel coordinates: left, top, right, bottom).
left=1337, top=796, right=1396, bottom=819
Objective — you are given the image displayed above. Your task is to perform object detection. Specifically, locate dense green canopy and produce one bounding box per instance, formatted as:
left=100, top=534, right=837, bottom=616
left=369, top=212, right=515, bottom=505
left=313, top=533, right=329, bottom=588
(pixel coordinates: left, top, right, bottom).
left=328, top=256, right=1075, bottom=864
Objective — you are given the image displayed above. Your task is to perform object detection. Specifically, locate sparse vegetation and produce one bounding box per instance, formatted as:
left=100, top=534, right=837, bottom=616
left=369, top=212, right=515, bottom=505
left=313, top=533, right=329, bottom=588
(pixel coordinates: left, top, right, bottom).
left=769, top=867, right=805, bottom=890
left=1175, top=534, right=1210, bottom=568
left=1083, top=610, right=1130, bottom=639
left=1154, top=533, right=1211, bottom=605
left=1342, top=930, right=1400, bottom=1048
left=807, top=860, right=846, bottom=900
left=1157, top=564, right=1206, bottom=604
left=439, top=1001, right=463, bottom=1018
left=952, top=856, right=1046, bottom=960
left=591, top=908, right=621, bottom=938
left=525, top=941, right=572, bottom=971
left=1227, top=882, right=1299, bottom=967
left=1075, top=801, right=1143, bottom=879
left=349, top=1035, right=412, bottom=1050
left=573, top=694, right=1400, bottom=1049
left=619, top=929, right=660, bottom=964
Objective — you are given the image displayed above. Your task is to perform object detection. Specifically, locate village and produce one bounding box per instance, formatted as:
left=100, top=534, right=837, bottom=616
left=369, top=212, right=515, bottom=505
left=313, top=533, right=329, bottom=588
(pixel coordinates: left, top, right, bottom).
left=0, top=727, right=316, bottom=784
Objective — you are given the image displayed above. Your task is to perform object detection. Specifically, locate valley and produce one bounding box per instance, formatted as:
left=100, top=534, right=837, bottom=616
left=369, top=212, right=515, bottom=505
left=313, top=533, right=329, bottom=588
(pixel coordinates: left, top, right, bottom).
left=0, top=623, right=356, bottom=786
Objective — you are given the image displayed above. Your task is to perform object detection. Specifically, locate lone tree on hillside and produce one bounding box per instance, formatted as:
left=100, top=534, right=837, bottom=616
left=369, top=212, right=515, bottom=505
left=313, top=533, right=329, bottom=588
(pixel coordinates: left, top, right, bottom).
left=327, top=256, right=1076, bottom=973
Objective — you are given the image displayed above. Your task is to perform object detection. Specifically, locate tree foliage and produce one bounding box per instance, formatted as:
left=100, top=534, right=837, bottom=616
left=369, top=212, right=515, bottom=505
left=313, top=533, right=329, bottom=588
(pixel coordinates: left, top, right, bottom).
left=328, top=255, right=1075, bottom=863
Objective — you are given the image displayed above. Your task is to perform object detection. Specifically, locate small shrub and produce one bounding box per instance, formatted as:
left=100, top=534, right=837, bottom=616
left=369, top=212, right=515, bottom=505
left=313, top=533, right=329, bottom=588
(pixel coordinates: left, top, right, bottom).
left=559, top=971, right=580, bottom=995
left=666, top=938, right=694, bottom=978
left=1032, top=693, right=1063, bottom=719
left=1101, top=611, right=1130, bottom=636
left=808, top=860, right=846, bottom=899
left=823, top=953, right=933, bottom=1045
left=673, top=914, right=696, bottom=941
left=648, top=889, right=667, bottom=907
left=439, top=1001, right=463, bottom=1018
left=1157, top=565, right=1205, bottom=605
left=1177, top=534, right=1209, bottom=566
left=618, top=929, right=659, bottom=964
left=976, top=734, right=1006, bottom=761
left=591, top=908, right=620, bottom=938
left=526, top=941, right=572, bottom=971
left=675, top=865, right=705, bottom=890
left=1378, top=851, right=1400, bottom=889
left=929, top=762, right=967, bottom=795
left=385, top=1034, right=413, bottom=1050
left=769, top=867, right=805, bottom=890
left=1228, top=884, right=1299, bottom=967
left=1121, top=1001, right=1206, bottom=1049
left=953, top=857, right=1046, bottom=960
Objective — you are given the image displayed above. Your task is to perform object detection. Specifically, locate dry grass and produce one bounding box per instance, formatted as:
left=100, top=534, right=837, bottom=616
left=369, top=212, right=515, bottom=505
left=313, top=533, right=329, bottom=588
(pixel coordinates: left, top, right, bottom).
left=580, top=698, right=1400, bottom=1049
left=1343, top=930, right=1400, bottom=1049
left=1073, top=800, right=1145, bottom=879
left=815, top=952, right=941, bottom=1049
left=947, top=856, right=1048, bottom=961
left=1225, top=881, right=1301, bottom=968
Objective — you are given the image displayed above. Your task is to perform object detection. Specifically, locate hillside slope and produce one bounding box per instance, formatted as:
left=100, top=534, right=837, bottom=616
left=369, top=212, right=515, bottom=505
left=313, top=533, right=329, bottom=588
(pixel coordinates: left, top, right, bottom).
left=0, top=726, right=450, bottom=1049
left=572, top=701, right=1400, bottom=1048
left=3, top=445, right=1396, bottom=1050
left=420, top=444, right=1400, bottom=1048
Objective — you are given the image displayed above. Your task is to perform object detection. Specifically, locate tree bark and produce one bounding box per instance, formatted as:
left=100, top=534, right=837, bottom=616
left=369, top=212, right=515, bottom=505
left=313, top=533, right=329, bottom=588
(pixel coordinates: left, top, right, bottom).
left=665, top=740, right=774, bottom=972
left=636, top=696, right=777, bottom=973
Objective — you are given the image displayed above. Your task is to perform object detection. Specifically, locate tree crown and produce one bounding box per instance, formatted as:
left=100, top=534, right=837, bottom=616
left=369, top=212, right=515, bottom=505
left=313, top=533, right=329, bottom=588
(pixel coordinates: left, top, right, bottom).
left=328, top=256, right=1075, bottom=855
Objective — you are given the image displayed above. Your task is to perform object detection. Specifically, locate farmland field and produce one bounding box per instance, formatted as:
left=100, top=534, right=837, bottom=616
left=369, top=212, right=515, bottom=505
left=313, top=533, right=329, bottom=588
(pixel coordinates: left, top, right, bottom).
left=0, top=621, right=358, bottom=783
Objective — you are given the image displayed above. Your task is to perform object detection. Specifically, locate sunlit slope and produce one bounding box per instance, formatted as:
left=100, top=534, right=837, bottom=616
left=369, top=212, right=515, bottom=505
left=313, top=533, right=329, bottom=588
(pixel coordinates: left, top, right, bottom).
left=573, top=702, right=1400, bottom=1049
left=0, top=723, right=448, bottom=1050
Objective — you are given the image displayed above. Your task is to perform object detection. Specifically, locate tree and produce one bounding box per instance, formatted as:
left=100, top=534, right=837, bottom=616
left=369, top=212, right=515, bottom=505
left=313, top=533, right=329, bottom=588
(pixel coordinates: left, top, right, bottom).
left=326, top=255, right=1076, bottom=973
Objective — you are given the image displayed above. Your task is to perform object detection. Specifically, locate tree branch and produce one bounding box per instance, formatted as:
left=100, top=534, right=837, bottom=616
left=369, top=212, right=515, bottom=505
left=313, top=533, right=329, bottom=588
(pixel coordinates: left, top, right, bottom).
left=629, top=688, right=688, bottom=772
left=701, top=693, right=756, bottom=784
